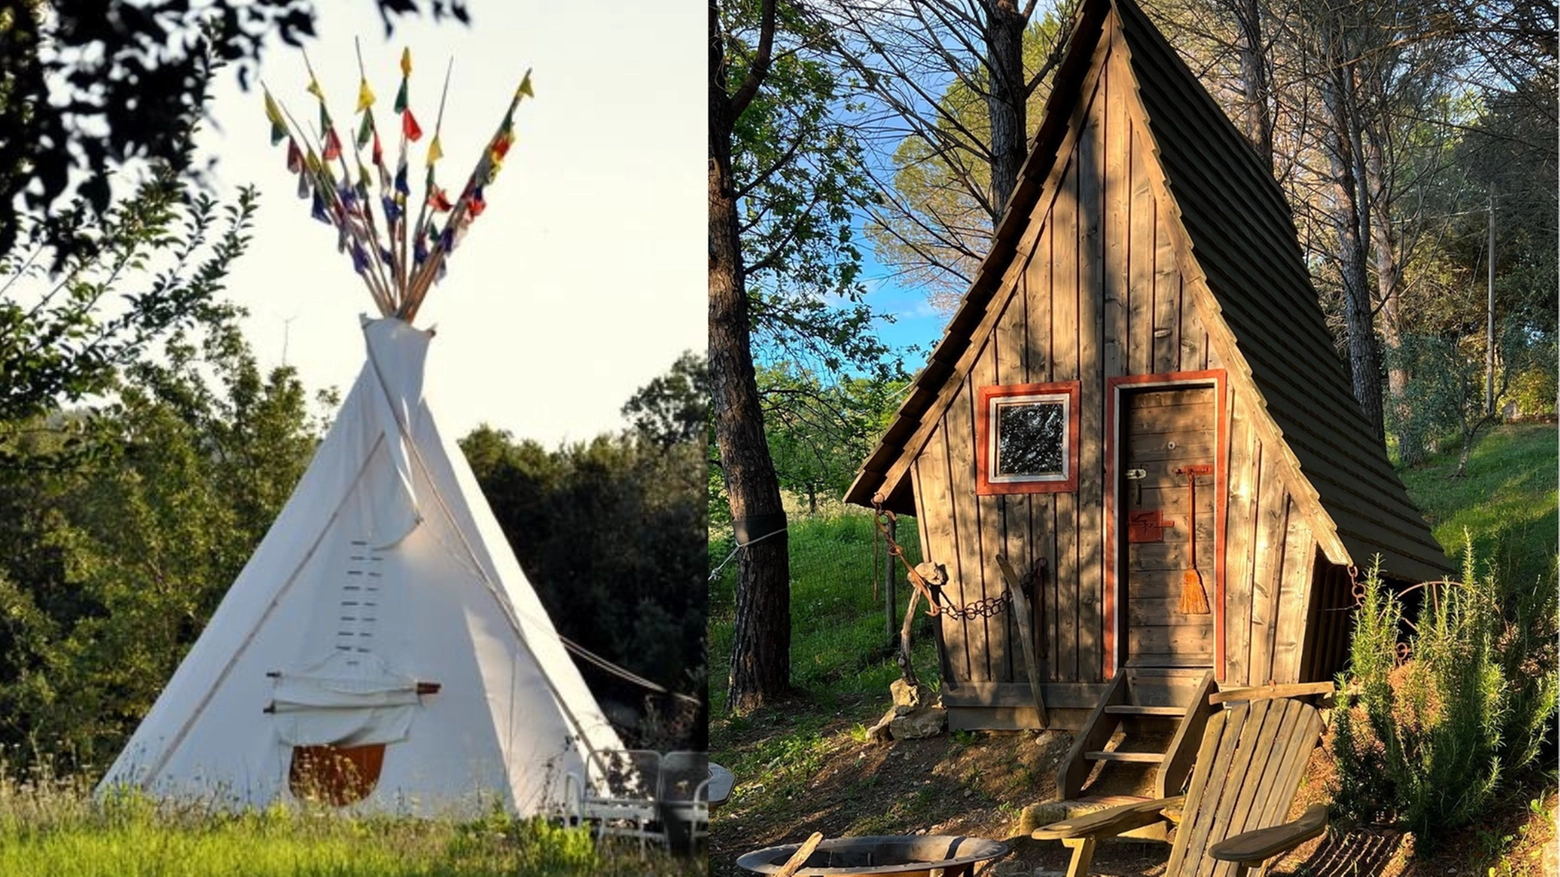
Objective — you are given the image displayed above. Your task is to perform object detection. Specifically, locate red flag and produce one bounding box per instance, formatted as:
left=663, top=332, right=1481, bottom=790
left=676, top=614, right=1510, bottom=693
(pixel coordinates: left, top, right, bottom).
left=429, top=187, right=453, bottom=212
left=372, top=131, right=384, bottom=167
left=322, top=128, right=342, bottom=162
left=402, top=109, right=423, bottom=142
left=286, top=139, right=304, bottom=174
left=492, top=132, right=514, bottom=160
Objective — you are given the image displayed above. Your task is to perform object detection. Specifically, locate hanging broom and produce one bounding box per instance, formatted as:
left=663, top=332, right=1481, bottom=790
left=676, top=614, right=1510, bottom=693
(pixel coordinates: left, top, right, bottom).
left=1179, top=466, right=1211, bottom=615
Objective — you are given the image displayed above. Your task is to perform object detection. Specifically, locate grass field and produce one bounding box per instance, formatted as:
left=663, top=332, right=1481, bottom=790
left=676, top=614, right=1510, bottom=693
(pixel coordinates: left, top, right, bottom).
left=0, top=770, right=702, bottom=877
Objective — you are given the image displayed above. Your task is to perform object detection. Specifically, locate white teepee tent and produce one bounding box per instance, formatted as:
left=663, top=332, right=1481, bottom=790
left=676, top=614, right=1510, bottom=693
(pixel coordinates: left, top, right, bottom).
left=99, top=58, right=625, bottom=815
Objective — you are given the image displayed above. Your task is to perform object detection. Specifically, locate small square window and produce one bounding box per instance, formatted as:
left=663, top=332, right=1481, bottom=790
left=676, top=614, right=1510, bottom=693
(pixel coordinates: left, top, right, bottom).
left=977, top=382, right=1080, bottom=495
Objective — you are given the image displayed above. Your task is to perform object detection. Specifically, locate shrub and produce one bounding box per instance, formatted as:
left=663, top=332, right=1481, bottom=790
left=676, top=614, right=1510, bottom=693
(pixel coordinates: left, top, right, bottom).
left=1331, top=545, right=1559, bottom=851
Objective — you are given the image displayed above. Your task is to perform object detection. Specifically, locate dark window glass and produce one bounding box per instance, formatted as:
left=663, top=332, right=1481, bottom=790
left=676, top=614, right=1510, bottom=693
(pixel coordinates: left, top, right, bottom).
left=996, top=401, right=1065, bottom=477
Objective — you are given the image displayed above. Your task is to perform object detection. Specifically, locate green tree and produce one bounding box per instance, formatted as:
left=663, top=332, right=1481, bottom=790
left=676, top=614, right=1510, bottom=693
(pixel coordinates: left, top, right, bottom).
left=1, top=183, right=258, bottom=459
left=761, top=364, right=907, bottom=513
left=0, top=323, right=322, bottom=771
left=0, top=0, right=469, bottom=262
left=462, top=354, right=708, bottom=747
left=712, top=0, right=887, bottom=713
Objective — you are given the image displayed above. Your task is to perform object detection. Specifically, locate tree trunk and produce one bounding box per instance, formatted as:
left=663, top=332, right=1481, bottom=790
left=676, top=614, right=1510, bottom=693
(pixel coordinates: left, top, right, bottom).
left=1319, top=24, right=1385, bottom=440
left=1231, top=0, right=1275, bottom=172
left=711, top=0, right=790, bottom=713
left=983, top=0, right=1029, bottom=221
left=1363, top=125, right=1421, bottom=464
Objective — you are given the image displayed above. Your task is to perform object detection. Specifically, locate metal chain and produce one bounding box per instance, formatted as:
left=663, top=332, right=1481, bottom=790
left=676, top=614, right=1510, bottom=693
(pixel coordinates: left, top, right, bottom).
left=938, top=589, right=1013, bottom=620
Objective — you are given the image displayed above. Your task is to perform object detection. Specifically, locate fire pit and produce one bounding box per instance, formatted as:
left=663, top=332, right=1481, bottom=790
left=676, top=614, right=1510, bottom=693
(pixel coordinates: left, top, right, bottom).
left=736, top=835, right=1008, bottom=877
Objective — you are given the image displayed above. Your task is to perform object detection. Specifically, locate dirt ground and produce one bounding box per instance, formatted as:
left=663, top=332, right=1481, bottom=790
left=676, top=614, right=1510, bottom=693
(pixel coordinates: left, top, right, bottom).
left=710, top=696, right=1556, bottom=877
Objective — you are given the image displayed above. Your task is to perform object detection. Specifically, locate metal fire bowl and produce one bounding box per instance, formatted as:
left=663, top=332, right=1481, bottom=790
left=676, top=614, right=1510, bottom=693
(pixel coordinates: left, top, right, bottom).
left=736, top=835, right=1009, bottom=877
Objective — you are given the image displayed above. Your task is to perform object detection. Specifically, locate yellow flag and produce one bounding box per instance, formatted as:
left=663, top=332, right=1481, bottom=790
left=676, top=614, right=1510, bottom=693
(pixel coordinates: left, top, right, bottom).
left=400, top=47, right=413, bottom=77
left=306, top=76, right=323, bottom=100
left=263, top=90, right=285, bottom=126
left=516, top=71, right=534, bottom=99
left=357, top=78, right=376, bottom=112
left=426, top=134, right=443, bottom=167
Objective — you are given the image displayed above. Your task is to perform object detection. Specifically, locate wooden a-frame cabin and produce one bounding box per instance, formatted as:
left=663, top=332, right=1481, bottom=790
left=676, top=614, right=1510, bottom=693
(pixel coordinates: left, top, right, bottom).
left=846, top=0, right=1449, bottom=743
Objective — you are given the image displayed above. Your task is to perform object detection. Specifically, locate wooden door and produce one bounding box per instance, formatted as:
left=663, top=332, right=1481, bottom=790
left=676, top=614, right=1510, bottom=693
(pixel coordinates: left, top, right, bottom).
left=1119, top=386, right=1216, bottom=668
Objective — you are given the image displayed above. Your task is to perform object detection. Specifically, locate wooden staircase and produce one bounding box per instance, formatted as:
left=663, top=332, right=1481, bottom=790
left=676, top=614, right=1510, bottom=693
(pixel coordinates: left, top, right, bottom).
left=1057, top=668, right=1218, bottom=804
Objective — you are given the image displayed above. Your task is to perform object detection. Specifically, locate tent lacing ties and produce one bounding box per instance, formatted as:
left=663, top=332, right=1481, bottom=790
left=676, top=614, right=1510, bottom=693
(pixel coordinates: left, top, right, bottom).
left=707, top=525, right=787, bottom=584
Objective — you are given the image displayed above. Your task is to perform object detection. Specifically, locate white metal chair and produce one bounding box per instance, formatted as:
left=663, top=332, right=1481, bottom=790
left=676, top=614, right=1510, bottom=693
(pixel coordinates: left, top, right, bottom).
left=658, top=750, right=709, bottom=854
left=567, top=749, right=663, bottom=853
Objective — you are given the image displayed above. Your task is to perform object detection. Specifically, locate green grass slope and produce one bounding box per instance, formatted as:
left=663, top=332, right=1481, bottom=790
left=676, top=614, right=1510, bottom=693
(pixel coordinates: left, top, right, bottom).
left=1398, top=423, right=1558, bottom=587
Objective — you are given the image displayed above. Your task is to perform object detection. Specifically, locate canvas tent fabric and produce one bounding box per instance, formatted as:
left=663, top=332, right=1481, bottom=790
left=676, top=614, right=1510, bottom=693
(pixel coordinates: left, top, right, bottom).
left=99, top=318, right=624, bottom=815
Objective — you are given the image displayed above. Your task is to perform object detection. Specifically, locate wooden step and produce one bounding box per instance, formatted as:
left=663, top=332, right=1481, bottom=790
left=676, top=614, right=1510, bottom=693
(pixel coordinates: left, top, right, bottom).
left=1084, top=750, right=1165, bottom=763
left=1104, top=704, right=1185, bottom=717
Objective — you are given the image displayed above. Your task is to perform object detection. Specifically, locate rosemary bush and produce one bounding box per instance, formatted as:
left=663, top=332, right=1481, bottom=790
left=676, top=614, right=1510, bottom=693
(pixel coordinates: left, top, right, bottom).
left=1331, top=544, right=1558, bottom=850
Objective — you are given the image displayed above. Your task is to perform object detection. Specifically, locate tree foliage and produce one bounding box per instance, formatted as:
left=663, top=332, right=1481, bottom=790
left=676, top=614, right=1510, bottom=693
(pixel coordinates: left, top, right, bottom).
left=725, top=0, right=889, bottom=373
left=0, top=322, right=323, bottom=771
left=0, top=0, right=469, bottom=262
left=462, top=359, right=708, bottom=748
left=1, top=182, right=259, bottom=456
left=852, top=9, right=1073, bottom=308
left=760, top=363, right=906, bottom=513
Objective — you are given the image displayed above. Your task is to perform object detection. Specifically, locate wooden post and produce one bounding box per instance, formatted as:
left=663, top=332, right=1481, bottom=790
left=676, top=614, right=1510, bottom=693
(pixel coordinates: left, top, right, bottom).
left=884, top=516, right=897, bottom=642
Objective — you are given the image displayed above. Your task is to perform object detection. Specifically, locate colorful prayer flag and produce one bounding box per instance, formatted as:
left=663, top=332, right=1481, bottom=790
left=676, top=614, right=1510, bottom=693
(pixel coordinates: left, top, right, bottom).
left=306, top=76, right=324, bottom=99
left=357, top=112, right=374, bottom=149
left=357, top=78, right=376, bottom=112
left=286, top=139, right=304, bottom=173
left=263, top=90, right=286, bottom=126
left=322, top=128, right=343, bottom=162
left=394, top=79, right=409, bottom=114
left=429, top=187, right=452, bottom=212
left=426, top=134, right=443, bottom=166
left=402, top=109, right=423, bottom=142
left=400, top=47, right=413, bottom=77
left=517, top=71, right=533, bottom=99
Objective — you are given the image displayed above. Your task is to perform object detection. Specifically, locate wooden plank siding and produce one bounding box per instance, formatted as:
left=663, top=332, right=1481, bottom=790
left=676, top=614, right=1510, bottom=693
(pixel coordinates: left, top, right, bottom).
left=908, top=23, right=1245, bottom=692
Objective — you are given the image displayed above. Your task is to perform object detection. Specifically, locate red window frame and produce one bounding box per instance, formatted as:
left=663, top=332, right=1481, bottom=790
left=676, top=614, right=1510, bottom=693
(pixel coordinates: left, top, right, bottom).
left=975, top=381, right=1082, bottom=495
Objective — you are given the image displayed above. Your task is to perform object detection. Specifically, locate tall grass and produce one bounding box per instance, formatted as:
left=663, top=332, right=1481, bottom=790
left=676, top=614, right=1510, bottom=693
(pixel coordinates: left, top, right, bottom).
left=709, top=508, right=940, bottom=711
left=0, top=767, right=699, bottom=877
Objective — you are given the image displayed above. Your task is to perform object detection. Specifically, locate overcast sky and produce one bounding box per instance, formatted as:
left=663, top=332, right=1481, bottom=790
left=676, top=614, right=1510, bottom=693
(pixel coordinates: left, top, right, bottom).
left=196, top=2, right=704, bottom=446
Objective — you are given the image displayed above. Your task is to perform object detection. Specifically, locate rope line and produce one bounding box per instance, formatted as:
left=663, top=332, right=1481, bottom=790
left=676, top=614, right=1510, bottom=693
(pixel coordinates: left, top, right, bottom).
left=559, top=636, right=702, bottom=706
left=707, top=525, right=788, bottom=583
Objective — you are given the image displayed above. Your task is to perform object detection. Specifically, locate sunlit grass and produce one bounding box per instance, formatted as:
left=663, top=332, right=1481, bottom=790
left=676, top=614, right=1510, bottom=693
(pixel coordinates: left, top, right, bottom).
left=1398, top=423, right=1558, bottom=586
left=0, top=769, right=701, bottom=877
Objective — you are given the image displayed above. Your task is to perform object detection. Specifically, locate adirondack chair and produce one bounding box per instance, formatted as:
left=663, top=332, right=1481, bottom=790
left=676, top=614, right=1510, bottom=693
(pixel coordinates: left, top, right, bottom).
left=1032, top=692, right=1329, bottom=877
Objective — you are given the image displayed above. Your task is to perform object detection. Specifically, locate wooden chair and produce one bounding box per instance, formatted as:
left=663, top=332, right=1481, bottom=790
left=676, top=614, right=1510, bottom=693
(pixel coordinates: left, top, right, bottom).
left=1032, top=693, right=1329, bottom=877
